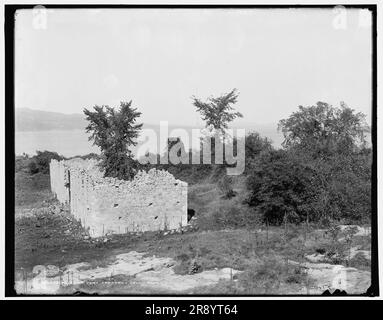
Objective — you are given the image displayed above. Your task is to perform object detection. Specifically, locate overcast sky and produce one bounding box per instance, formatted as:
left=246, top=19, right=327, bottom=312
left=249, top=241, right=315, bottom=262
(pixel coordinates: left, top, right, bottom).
left=15, top=8, right=372, bottom=126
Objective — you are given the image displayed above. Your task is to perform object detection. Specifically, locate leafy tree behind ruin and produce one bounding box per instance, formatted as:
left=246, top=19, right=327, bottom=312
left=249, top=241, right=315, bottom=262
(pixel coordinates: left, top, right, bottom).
left=278, top=101, right=369, bottom=156
left=246, top=102, right=371, bottom=225
left=192, top=88, right=243, bottom=136
left=192, top=89, right=243, bottom=165
left=84, top=101, right=143, bottom=180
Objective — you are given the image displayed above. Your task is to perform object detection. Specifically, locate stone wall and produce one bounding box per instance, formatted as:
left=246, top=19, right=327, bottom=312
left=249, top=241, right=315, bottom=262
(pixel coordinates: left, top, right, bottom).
left=49, top=159, right=188, bottom=237
left=49, top=160, right=69, bottom=203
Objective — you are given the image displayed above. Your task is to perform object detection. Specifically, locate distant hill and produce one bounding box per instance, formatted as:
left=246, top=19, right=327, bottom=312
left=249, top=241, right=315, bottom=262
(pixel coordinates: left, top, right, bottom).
left=15, top=108, right=87, bottom=132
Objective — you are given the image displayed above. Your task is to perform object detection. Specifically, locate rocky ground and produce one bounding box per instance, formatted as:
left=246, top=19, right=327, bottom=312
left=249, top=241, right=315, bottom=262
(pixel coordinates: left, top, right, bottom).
left=15, top=201, right=371, bottom=295
left=14, top=172, right=372, bottom=295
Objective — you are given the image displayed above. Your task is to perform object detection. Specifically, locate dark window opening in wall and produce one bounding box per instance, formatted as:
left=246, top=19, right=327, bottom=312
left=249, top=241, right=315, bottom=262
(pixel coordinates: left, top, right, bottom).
left=114, top=203, right=119, bottom=207
left=187, top=209, right=195, bottom=222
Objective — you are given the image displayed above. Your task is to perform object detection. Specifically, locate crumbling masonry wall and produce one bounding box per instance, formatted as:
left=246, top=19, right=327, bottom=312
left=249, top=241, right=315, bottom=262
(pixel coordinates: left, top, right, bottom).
left=49, top=160, right=70, bottom=203
left=50, top=159, right=188, bottom=237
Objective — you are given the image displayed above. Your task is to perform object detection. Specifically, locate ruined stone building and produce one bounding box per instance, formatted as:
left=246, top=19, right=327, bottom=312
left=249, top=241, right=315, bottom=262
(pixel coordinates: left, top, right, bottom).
left=49, top=159, right=188, bottom=237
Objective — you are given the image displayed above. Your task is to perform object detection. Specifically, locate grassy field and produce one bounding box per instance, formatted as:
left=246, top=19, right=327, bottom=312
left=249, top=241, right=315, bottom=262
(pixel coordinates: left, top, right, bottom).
left=15, top=171, right=371, bottom=294
left=15, top=172, right=51, bottom=209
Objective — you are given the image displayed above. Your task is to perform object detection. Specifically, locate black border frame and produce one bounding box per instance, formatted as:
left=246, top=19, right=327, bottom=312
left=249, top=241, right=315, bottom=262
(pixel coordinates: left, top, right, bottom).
left=4, top=3, right=379, bottom=298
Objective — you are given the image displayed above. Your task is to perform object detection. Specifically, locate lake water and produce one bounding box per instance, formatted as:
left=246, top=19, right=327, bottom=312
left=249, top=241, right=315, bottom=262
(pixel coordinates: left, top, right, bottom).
left=16, top=130, right=100, bottom=157
left=15, top=129, right=201, bottom=157
left=15, top=128, right=284, bottom=158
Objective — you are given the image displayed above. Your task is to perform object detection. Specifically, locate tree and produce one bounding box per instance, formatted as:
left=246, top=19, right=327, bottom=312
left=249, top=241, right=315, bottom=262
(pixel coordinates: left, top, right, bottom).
left=84, top=101, right=143, bottom=180
left=278, top=101, right=369, bottom=156
left=192, top=89, right=243, bottom=136
left=192, top=89, right=243, bottom=166
left=243, top=132, right=273, bottom=172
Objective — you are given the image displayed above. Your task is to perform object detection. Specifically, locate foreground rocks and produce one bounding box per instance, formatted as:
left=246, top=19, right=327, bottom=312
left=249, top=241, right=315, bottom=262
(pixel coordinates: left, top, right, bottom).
left=288, top=260, right=370, bottom=295
left=15, top=251, right=241, bottom=294
left=15, top=248, right=370, bottom=295
left=15, top=203, right=371, bottom=295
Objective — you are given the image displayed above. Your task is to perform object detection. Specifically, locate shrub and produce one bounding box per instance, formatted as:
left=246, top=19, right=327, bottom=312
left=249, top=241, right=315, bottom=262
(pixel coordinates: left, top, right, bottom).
left=16, top=150, right=64, bottom=175
left=15, top=154, right=31, bottom=173
left=308, top=152, right=371, bottom=223
left=246, top=150, right=316, bottom=225
left=28, top=161, right=39, bottom=175
left=246, top=148, right=371, bottom=225
left=217, top=175, right=236, bottom=199
left=33, top=150, right=64, bottom=174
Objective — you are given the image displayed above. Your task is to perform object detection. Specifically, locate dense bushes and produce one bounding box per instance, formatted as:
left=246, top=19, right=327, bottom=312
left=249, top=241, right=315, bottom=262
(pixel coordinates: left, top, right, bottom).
left=243, top=132, right=273, bottom=172
left=244, top=102, right=371, bottom=225
left=33, top=151, right=64, bottom=174
left=16, top=151, right=64, bottom=175
left=246, top=149, right=371, bottom=225
left=246, top=150, right=316, bottom=225
left=16, top=151, right=103, bottom=176
left=146, top=131, right=272, bottom=185
left=308, top=151, right=371, bottom=223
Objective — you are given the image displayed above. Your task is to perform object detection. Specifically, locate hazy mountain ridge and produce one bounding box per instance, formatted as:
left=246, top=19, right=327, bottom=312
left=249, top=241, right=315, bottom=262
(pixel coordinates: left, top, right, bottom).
left=16, top=108, right=88, bottom=132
